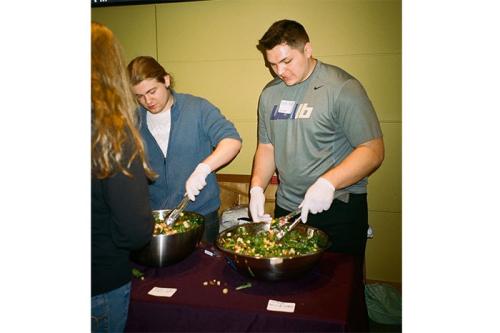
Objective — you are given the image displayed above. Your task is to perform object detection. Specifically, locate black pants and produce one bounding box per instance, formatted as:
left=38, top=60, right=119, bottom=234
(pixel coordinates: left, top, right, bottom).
left=202, top=210, right=219, bottom=244
left=274, top=193, right=368, bottom=257
left=277, top=194, right=369, bottom=330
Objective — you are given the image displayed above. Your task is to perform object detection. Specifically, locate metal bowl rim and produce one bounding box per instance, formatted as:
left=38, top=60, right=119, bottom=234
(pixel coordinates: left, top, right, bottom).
left=151, top=209, right=205, bottom=238
left=152, top=209, right=205, bottom=216
left=215, top=222, right=331, bottom=260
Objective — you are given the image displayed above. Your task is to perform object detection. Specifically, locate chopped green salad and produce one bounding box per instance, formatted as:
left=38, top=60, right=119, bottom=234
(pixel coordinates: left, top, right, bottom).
left=218, top=219, right=324, bottom=258
left=153, top=211, right=203, bottom=235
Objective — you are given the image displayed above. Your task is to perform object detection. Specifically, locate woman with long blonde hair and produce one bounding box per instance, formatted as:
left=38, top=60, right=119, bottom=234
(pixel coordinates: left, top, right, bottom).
left=91, top=21, right=155, bottom=333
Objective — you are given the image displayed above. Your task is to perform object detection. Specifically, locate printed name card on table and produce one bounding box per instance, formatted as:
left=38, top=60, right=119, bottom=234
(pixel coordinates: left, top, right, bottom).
left=267, top=299, right=296, bottom=313
left=148, top=287, right=177, bottom=297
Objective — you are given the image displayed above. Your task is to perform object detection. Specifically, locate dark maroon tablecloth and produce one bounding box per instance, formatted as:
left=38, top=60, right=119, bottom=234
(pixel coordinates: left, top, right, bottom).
left=125, top=245, right=368, bottom=332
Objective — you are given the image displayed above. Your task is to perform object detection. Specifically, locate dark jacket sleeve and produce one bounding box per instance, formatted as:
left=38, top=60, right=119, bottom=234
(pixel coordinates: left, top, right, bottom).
left=103, top=155, right=153, bottom=250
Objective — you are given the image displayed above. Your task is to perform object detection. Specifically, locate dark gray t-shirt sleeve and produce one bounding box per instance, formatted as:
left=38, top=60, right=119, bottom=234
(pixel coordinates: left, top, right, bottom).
left=334, top=79, right=383, bottom=147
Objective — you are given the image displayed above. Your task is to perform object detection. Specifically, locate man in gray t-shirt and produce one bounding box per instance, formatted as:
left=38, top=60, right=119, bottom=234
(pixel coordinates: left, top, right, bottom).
left=249, top=20, right=384, bottom=257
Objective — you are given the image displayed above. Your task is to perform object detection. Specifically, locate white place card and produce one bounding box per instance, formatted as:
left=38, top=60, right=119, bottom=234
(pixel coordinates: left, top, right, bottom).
left=148, top=287, right=177, bottom=297
left=266, top=299, right=296, bottom=313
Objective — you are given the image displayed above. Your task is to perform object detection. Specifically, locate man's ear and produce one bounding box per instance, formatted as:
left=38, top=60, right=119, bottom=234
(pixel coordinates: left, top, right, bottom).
left=164, top=74, right=171, bottom=88
left=304, top=42, right=313, bottom=58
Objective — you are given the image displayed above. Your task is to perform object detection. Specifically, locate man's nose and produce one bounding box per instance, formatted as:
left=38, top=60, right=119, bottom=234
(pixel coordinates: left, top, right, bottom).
left=276, top=64, right=285, bottom=76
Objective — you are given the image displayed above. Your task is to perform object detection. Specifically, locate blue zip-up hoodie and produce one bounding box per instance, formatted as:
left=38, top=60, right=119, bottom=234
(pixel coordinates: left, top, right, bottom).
left=138, top=90, right=241, bottom=215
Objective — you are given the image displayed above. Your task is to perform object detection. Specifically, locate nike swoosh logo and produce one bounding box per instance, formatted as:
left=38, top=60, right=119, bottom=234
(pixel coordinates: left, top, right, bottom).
left=313, top=85, right=324, bottom=90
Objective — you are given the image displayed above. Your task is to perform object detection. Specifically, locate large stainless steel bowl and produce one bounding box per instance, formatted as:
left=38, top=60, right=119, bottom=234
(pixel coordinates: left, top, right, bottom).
left=131, top=209, right=204, bottom=267
left=215, top=222, right=330, bottom=281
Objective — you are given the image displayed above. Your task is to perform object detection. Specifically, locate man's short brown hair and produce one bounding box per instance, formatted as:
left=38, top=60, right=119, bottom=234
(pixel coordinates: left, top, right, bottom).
left=258, top=19, right=310, bottom=51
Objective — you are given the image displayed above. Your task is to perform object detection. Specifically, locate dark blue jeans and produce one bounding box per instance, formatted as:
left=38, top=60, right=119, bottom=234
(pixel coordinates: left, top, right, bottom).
left=91, top=281, right=131, bottom=333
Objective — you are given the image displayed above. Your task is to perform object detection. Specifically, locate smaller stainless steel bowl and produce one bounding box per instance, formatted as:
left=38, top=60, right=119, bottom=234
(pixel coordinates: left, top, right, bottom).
left=216, top=222, right=330, bottom=281
left=131, top=210, right=204, bottom=267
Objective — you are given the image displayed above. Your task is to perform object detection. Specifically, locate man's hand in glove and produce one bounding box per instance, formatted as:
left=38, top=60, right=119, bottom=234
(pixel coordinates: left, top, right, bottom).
left=249, top=186, right=272, bottom=222
left=300, top=177, right=335, bottom=223
left=185, top=163, right=212, bottom=201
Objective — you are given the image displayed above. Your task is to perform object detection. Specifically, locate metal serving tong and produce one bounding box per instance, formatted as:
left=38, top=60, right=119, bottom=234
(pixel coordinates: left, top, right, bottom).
left=279, top=208, right=301, bottom=225
left=275, top=208, right=303, bottom=241
left=165, top=194, right=190, bottom=226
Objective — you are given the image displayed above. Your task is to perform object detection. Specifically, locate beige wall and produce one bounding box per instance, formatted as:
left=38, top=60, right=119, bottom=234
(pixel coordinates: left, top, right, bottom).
left=92, top=0, right=402, bottom=283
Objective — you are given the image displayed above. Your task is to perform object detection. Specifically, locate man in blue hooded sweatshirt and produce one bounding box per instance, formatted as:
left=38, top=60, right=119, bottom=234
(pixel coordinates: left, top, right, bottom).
left=128, top=56, right=242, bottom=244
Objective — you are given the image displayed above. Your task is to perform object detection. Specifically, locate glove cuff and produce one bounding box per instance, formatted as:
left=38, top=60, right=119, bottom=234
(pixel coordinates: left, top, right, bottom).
left=318, top=177, right=335, bottom=191
left=250, top=186, right=264, bottom=195
left=196, top=162, right=212, bottom=175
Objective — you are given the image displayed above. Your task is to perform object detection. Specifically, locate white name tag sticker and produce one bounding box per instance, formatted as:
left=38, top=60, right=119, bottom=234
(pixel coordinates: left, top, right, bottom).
left=267, top=299, right=296, bottom=313
left=277, top=100, right=295, bottom=114
left=148, top=287, right=177, bottom=297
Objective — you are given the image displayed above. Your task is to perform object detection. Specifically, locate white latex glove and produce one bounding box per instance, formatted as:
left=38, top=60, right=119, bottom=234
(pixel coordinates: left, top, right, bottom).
left=185, top=163, right=212, bottom=201
left=249, top=186, right=272, bottom=222
left=299, top=177, right=335, bottom=223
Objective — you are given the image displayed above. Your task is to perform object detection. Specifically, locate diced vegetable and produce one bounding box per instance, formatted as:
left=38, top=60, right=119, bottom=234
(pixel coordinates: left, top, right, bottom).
left=235, top=282, right=252, bottom=290
left=218, top=219, right=322, bottom=257
left=132, top=268, right=144, bottom=280
left=153, top=212, right=203, bottom=236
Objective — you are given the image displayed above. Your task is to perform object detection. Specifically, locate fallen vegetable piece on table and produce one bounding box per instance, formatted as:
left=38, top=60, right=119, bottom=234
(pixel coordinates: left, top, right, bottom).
left=235, top=282, right=252, bottom=290
left=132, top=268, right=144, bottom=280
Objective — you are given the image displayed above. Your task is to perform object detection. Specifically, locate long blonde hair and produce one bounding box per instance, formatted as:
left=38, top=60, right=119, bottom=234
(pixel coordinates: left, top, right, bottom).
left=91, top=21, right=156, bottom=180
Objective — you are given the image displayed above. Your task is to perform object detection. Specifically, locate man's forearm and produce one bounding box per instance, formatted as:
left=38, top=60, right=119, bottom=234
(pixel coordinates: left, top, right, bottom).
left=322, top=137, right=384, bottom=189
left=250, top=143, right=276, bottom=190
left=202, top=138, right=242, bottom=172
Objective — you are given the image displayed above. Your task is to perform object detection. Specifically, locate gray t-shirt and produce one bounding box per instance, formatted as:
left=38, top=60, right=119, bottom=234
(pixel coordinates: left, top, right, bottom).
left=258, top=60, right=383, bottom=210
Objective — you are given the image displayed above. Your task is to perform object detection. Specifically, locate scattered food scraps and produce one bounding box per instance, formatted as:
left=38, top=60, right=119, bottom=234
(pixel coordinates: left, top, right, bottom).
left=202, top=279, right=229, bottom=294
left=132, top=268, right=144, bottom=280
left=235, top=282, right=252, bottom=290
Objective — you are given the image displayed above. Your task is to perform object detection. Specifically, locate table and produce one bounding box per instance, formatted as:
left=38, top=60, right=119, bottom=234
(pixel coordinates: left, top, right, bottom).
left=125, top=245, right=368, bottom=332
